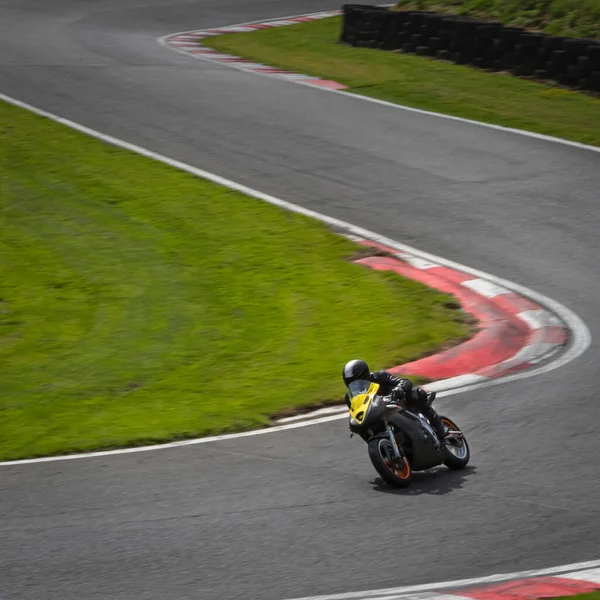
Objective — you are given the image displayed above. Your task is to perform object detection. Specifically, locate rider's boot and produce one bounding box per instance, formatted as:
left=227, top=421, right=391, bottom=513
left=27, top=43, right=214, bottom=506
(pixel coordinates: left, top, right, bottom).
left=413, top=389, right=448, bottom=442
left=426, top=408, right=448, bottom=442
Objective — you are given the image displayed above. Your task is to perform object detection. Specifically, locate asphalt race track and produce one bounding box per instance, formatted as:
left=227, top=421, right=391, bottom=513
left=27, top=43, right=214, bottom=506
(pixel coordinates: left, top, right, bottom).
left=1, top=1, right=599, bottom=599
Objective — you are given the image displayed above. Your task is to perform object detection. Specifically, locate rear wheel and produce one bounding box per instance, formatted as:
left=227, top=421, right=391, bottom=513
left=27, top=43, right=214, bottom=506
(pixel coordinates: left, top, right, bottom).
left=368, top=437, right=412, bottom=487
left=440, top=416, right=470, bottom=470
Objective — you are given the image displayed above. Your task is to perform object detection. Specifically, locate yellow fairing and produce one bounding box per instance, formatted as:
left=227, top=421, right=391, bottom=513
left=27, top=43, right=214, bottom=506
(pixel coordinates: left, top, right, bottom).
left=349, top=382, right=380, bottom=424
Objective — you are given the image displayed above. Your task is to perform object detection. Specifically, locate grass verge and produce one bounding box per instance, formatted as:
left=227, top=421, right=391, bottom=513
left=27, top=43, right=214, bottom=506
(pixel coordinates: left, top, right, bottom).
left=202, top=16, right=600, bottom=147
left=0, top=100, right=468, bottom=461
left=395, top=0, right=600, bottom=39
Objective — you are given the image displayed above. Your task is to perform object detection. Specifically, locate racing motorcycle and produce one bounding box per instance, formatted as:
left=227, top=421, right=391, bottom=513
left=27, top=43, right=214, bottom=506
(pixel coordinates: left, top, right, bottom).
left=347, top=379, right=470, bottom=487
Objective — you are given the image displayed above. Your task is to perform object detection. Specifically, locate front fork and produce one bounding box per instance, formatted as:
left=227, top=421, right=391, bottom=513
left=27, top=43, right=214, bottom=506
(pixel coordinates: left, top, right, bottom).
left=386, top=423, right=402, bottom=459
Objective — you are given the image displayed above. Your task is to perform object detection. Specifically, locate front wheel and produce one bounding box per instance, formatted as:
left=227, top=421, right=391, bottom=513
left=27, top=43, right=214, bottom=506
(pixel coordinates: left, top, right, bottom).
left=440, top=416, right=470, bottom=470
left=368, top=437, right=412, bottom=487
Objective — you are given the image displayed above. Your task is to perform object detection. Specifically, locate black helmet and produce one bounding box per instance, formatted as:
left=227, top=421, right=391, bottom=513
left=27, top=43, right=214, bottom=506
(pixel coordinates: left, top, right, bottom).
left=342, top=359, right=370, bottom=387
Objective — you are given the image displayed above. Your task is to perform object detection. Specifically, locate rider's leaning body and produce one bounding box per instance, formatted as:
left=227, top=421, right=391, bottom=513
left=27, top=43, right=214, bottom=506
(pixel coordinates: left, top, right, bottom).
left=342, top=359, right=447, bottom=441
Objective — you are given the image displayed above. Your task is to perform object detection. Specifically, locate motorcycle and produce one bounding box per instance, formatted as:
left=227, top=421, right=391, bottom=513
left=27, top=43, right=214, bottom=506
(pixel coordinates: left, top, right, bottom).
left=347, top=379, right=470, bottom=487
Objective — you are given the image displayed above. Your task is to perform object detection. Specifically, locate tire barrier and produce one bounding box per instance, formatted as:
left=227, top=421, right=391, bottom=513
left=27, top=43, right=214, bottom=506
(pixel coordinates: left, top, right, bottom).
left=340, top=4, right=600, bottom=92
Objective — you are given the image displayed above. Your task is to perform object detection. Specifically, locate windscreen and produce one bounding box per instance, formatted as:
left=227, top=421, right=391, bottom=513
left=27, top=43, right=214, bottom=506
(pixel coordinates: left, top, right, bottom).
left=347, top=379, right=371, bottom=400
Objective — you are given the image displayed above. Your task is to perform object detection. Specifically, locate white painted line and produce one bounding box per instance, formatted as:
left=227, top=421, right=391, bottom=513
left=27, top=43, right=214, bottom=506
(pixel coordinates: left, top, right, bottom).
left=1, top=412, right=350, bottom=466
left=208, top=53, right=243, bottom=60
left=336, top=596, right=467, bottom=600
left=171, top=43, right=206, bottom=48
left=308, top=12, right=345, bottom=19
left=461, top=278, right=511, bottom=298
left=280, top=560, right=600, bottom=600
left=158, top=13, right=600, bottom=155
left=418, top=592, right=473, bottom=600
left=527, top=344, right=563, bottom=365
left=338, top=91, right=600, bottom=154
left=360, top=595, right=472, bottom=600
left=560, top=567, right=600, bottom=584
left=518, top=309, right=563, bottom=330
left=0, top=93, right=590, bottom=466
left=217, top=26, right=257, bottom=32
left=340, top=233, right=366, bottom=243
left=271, top=73, right=313, bottom=80
left=262, top=20, right=298, bottom=27
left=230, top=62, right=274, bottom=70
left=424, top=374, right=489, bottom=392
left=276, top=405, right=347, bottom=423
left=498, top=342, right=562, bottom=368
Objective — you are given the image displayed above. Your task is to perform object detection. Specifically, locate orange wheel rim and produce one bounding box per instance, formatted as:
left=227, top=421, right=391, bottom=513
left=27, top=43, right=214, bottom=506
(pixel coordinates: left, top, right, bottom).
left=386, top=458, right=410, bottom=479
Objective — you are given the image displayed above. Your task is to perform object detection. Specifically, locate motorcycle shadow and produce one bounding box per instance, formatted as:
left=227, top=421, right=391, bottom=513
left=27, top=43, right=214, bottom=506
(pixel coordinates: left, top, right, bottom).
left=371, top=465, right=477, bottom=496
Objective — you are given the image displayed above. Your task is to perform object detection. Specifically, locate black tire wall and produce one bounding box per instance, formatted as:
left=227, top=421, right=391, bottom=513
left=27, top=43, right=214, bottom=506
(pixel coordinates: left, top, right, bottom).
left=340, top=5, right=600, bottom=92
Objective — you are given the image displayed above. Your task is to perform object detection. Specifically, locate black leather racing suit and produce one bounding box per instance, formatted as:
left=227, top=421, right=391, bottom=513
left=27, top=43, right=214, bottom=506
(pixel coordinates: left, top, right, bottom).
left=344, top=371, right=446, bottom=439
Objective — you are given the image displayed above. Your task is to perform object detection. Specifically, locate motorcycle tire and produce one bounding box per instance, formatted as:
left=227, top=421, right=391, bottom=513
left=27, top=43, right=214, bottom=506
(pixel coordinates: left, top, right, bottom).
left=368, top=437, right=412, bottom=487
left=439, top=416, right=470, bottom=470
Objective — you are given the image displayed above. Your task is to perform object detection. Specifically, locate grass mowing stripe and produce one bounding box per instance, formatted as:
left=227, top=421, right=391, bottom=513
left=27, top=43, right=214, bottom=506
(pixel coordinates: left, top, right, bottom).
left=0, top=100, right=468, bottom=461
left=202, top=17, right=600, bottom=147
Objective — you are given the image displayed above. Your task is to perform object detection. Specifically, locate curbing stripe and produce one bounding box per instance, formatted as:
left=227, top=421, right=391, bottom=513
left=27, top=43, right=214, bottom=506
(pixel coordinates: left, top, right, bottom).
left=161, top=11, right=347, bottom=89
left=457, top=576, right=600, bottom=600
left=424, top=374, right=489, bottom=392
left=282, top=563, right=600, bottom=600
left=402, top=255, right=439, bottom=270
left=461, top=279, right=511, bottom=298
left=351, top=237, right=568, bottom=382
left=518, top=309, right=563, bottom=330
left=497, top=342, right=562, bottom=367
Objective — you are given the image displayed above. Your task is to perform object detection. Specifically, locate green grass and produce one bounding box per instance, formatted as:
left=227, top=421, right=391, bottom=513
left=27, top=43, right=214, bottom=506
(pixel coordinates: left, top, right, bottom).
left=202, top=17, right=600, bottom=147
left=0, top=100, right=468, bottom=461
left=551, top=594, right=600, bottom=600
left=395, top=0, right=600, bottom=39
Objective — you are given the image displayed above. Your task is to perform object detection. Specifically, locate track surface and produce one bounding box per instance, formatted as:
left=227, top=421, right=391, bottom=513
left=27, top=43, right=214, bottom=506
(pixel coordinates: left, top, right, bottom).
left=1, top=1, right=599, bottom=599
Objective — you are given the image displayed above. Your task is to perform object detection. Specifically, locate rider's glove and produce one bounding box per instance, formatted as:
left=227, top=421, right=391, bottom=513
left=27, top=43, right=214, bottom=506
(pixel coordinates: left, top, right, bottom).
left=390, top=387, right=406, bottom=403
left=398, top=379, right=414, bottom=394
left=414, top=387, right=429, bottom=402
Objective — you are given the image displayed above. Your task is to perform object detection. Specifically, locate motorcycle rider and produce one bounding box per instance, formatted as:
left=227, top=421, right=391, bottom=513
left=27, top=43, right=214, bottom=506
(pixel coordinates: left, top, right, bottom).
left=342, top=359, right=447, bottom=441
